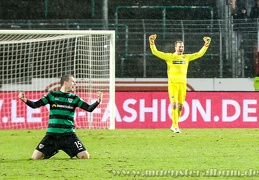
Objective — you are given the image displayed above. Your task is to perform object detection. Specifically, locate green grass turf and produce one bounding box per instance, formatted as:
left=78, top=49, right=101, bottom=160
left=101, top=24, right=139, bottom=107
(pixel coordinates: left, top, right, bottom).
left=1, top=129, right=259, bottom=179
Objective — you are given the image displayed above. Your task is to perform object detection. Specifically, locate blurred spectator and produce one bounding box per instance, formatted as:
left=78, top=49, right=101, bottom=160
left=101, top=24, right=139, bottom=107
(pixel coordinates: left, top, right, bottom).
left=233, top=7, right=249, bottom=49
left=234, top=0, right=247, bottom=14
left=250, top=0, right=259, bottom=19
left=234, top=7, right=249, bottom=19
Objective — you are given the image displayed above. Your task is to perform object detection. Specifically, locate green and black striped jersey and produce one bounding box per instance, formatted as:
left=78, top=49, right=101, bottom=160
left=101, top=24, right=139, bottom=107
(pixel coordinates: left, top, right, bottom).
left=26, top=90, right=99, bottom=134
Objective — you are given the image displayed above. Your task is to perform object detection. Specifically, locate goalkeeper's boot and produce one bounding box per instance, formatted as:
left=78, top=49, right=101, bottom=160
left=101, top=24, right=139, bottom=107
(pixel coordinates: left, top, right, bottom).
left=175, top=128, right=181, bottom=133
left=170, top=127, right=181, bottom=133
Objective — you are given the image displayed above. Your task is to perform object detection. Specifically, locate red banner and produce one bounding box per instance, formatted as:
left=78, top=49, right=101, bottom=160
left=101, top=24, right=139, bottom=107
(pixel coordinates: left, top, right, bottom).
left=1, top=92, right=259, bottom=129
left=0, top=92, right=109, bottom=129
left=116, top=92, right=259, bottom=128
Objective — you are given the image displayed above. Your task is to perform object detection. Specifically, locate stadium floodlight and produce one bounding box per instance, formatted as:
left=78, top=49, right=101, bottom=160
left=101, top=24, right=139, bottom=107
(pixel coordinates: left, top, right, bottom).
left=0, top=30, right=115, bottom=130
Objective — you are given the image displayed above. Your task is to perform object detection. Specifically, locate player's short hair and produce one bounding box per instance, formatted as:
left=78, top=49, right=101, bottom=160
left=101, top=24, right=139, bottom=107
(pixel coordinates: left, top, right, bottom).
left=175, top=40, right=184, bottom=47
left=60, top=74, right=73, bottom=86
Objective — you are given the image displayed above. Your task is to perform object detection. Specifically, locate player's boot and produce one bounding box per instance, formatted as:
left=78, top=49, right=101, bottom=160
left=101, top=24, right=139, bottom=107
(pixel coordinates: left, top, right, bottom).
left=175, top=128, right=181, bottom=133
left=170, top=127, right=181, bottom=133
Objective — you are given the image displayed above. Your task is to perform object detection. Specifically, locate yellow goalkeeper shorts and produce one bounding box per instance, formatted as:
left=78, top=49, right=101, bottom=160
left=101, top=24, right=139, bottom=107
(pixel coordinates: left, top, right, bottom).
left=168, top=82, right=187, bottom=104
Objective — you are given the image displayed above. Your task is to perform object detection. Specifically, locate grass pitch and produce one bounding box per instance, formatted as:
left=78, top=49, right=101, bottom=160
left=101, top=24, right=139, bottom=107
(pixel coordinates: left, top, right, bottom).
left=1, top=128, right=259, bottom=179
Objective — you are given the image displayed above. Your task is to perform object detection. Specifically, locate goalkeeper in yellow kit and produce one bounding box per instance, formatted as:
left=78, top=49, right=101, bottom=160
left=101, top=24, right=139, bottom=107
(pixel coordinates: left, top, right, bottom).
left=149, top=34, right=211, bottom=133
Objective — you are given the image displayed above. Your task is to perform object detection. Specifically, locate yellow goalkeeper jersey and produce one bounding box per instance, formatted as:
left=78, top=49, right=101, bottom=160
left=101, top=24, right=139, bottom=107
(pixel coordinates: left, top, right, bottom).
left=150, top=44, right=208, bottom=84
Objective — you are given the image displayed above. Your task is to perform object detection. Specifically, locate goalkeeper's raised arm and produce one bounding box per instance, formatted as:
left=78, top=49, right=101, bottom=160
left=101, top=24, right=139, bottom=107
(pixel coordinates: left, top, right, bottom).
left=149, top=34, right=172, bottom=61
left=189, top=36, right=211, bottom=61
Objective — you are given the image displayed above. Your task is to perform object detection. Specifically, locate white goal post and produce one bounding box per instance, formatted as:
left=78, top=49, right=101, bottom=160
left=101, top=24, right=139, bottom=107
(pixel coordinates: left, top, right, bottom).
left=0, top=30, right=115, bottom=130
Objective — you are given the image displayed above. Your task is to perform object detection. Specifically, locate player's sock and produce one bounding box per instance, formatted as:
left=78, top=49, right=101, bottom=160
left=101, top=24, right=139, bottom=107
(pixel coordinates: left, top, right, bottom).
left=171, top=108, right=179, bottom=128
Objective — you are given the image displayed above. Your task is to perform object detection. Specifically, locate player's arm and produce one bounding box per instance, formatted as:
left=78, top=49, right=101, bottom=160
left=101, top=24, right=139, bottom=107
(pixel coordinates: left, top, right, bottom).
left=18, top=92, right=46, bottom=108
left=149, top=34, right=171, bottom=60
left=79, top=91, right=103, bottom=112
left=97, top=91, right=103, bottom=103
left=189, top=37, right=211, bottom=61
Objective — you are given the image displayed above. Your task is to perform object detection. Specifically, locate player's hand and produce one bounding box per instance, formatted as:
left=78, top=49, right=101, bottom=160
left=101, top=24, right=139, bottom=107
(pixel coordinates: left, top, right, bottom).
left=203, top=37, right=211, bottom=47
left=149, top=34, right=157, bottom=45
left=18, top=92, right=27, bottom=103
left=97, top=91, right=103, bottom=103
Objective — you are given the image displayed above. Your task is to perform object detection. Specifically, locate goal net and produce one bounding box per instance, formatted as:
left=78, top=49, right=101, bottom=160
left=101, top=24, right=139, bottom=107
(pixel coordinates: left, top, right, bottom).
left=0, top=30, right=115, bottom=129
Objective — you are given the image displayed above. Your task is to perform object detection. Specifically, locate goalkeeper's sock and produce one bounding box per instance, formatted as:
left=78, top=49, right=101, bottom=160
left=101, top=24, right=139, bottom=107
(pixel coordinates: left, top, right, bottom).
left=171, top=108, right=179, bottom=128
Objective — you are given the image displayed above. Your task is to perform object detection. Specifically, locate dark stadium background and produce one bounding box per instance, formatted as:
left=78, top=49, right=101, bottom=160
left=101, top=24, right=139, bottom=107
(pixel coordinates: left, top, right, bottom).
left=0, top=0, right=257, bottom=79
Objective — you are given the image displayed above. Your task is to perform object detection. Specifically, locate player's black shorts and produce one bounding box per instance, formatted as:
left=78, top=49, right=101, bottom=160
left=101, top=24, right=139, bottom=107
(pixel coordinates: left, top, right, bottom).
left=35, top=132, right=86, bottom=159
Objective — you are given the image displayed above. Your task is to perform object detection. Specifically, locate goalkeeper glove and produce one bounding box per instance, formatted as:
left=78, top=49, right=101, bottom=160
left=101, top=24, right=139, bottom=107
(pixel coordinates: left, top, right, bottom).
left=149, top=34, right=157, bottom=45
left=203, top=37, right=211, bottom=47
